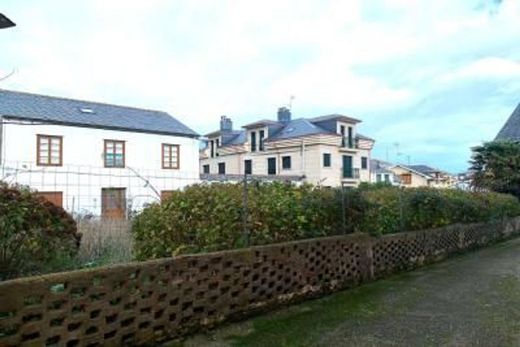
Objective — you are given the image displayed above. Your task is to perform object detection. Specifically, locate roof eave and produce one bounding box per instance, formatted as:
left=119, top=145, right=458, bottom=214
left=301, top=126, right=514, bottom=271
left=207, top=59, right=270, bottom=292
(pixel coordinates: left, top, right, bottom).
left=2, top=115, right=200, bottom=138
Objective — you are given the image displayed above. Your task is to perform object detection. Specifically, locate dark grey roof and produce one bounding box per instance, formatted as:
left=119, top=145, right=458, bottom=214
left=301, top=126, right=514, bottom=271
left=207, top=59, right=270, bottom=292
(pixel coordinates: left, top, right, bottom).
left=407, top=165, right=439, bottom=175
left=496, top=103, right=520, bottom=141
left=0, top=89, right=198, bottom=137
left=310, top=114, right=361, bottom=124
left=222, top=130, right=247, bottom=146
left=370, top=159, right=394, bottom=174
left=266, top=118, right=336, bottom=141
left=242, top=119, right=280, bottom=129
left=356, top=133, right=375, bottom=141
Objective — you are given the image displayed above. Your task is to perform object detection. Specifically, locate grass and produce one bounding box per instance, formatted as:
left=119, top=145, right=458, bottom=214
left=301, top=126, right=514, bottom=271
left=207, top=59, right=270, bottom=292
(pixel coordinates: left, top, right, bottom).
left=76, top=218, right=134, bottom=267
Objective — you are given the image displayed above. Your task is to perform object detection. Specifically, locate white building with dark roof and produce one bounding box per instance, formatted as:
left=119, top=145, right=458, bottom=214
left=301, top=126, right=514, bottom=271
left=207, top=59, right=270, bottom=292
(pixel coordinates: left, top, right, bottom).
left=0, top=89, right=200, bottom=218
left=200, top=107, right=375, bottom=187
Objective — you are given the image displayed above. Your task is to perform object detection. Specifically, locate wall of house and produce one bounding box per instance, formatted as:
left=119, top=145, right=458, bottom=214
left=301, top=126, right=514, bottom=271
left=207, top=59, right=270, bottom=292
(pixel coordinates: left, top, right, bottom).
left=1, top=121, right=200, bottom=216
left=200, top=141, right=372, bottom=187
left=390, top=166, right=430, bottom=187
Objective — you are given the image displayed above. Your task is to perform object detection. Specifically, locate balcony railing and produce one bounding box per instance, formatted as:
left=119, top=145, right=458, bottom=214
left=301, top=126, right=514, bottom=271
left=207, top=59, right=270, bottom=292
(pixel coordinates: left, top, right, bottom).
left=342, top=167, right=360, bottom=179
left=341, top=137, right=359, bottom=149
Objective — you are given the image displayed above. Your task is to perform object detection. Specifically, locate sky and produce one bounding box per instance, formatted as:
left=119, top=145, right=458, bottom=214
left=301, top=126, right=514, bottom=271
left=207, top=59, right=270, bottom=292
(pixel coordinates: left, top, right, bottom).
left=1, top=0, right=519, bottom=173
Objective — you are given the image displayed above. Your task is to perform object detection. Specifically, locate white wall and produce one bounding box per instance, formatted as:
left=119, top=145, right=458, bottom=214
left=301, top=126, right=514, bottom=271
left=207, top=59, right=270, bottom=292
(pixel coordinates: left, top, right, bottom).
left=1, top=121, right=200, bottom=216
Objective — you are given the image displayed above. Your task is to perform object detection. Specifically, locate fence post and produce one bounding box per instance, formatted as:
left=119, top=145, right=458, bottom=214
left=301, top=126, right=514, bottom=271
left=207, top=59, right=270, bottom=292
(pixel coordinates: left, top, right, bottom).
left=399, top=186, right=405, bottom=232
left=341, top=182, right=347, bottom=234
left=242, top=173, right=250, bottom=246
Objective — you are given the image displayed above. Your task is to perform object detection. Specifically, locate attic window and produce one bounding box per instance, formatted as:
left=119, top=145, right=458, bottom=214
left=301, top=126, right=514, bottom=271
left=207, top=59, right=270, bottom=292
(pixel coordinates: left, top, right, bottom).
left=79, top=107, right=94, bottom=114
left=285, top=127, right=294, bottom=133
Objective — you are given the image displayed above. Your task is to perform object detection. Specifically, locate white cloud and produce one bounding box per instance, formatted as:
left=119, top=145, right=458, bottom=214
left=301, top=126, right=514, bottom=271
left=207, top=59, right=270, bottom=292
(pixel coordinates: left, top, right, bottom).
left=1, top=0, right=519, bottom=172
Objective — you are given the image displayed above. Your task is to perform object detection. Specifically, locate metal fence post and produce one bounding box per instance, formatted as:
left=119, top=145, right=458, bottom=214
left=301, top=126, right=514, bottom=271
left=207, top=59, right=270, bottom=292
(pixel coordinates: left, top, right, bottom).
left=242, top=173, right=250, bottom=246
left=341, top=182, right=347, bottom=234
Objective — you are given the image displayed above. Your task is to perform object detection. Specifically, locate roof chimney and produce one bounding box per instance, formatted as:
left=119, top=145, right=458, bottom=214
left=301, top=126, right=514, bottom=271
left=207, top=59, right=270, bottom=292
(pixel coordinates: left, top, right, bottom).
left=277, top=107, right=291, bottom=124
left=220, top=115, right=233, bottom=132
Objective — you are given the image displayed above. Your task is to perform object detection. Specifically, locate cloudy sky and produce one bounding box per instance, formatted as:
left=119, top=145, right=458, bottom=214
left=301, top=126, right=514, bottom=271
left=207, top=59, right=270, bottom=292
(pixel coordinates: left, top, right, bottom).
left=1, top=0, right=519, bottom=173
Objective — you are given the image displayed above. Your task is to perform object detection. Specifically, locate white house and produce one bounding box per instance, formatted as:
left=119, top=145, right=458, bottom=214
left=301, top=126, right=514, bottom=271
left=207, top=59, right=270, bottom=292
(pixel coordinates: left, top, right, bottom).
left=200, top=107, right=375, bottom=187
left=0, top=89, right=200, bottom=218
left=370, top=159, right=400, bottom=185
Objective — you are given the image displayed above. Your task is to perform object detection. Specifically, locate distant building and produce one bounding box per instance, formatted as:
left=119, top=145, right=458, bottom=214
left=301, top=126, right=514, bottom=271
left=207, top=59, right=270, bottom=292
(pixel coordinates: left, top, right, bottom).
left=390, top=164, right=454, bottom=188
left=369, top=159, right=399, bottom=185
left=496, top=103, right=520, bottom=141
left=200, top=108, right=375, bottom=187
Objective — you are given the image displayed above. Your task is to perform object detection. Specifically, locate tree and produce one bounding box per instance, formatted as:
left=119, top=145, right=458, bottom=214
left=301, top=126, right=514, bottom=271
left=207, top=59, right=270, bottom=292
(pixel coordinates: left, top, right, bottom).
left=470, top=140, right=520, bottom=198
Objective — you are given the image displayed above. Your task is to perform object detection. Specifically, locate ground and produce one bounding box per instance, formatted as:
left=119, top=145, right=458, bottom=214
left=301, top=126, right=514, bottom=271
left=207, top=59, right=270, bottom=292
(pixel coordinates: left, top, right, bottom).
left=174, top=238, right=520, bottom=347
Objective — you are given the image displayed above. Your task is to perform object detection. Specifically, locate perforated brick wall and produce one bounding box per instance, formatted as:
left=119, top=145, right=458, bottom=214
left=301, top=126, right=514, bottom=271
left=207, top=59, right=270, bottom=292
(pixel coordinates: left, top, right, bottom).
left=1, top=217, right=519, bottom=346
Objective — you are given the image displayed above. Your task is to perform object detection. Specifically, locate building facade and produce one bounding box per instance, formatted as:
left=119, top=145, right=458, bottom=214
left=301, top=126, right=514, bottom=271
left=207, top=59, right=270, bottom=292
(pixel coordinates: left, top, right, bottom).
left=390, top=164, right=454, bottom=188
left=0, top=90, right=200, bottom=218
left=200, top=108, right=375, bottom=187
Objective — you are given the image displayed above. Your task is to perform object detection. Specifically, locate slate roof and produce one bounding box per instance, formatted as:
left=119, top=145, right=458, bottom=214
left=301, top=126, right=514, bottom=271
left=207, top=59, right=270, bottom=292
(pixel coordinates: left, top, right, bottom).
left=496, top=103, right=520, bottom=141
left=205, top=112, right=374, bottom=146
left=309, top=114, right=361, bottom=124
left=370, top=159, right=394, bottom=174
left=265, top=118, right=336, bottom=141
left=407, top=165, right=441, bottom=175
left=0, top=89, right=198, bottom=137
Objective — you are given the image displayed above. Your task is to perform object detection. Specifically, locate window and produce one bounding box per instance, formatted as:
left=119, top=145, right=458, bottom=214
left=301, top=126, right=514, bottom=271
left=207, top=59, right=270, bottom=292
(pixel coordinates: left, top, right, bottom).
left=101, top=188, right=126, bottom=219
left=104, top=140, right=125, bottom=168
left=210, top=140, right=215, bottom=158
left=37, top=135, right=62, bottom=166
left=267, top=157, right=276, bottom=175
left=282, top=156, right=291, bottom=170
left=340, top=125, right=346, bottom=147
left=244, top=160, right=252, bottom=175
left=348, top=127, right=354, bottom=148
left=36, top=191, right=63, bottom=207
left=215, top=139, right=220, bottom=156
left=376, top=174, right=382, bottom=183
left=259, top=130, right=265, bottom=151
left=401, top=173, right=412, bottom=185
left=203, top=164, right=210, bottom=174
left=251, top=131, right=257, bottom=152
left=218, top=162, right=226, bottom=174
left=162, top=144, right=180, bottom=169
left=361, top=156, right=368, bottom=169
left=323, top=153, right=331, bottom=167
left=384, top=174, right=390, bottom=183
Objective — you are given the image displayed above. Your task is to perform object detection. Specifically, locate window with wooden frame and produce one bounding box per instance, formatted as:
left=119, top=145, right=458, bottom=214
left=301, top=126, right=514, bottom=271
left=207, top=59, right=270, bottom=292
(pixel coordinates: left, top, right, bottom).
left=37, top=135, right=63, bottom=166
left=401, top=173, right=412, bottom=185
left=162, top=144, right=180, bottom=169
left=104, top=140, right=125, bottom=168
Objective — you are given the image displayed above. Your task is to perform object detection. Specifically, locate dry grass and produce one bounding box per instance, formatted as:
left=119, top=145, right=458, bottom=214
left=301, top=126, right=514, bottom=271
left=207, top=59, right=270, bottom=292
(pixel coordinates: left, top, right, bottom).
left=76, top=218, right=134, bottom=266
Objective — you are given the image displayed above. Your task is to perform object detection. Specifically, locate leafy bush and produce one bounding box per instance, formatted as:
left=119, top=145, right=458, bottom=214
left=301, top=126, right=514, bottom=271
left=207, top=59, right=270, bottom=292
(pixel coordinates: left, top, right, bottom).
left=0, top=183, right=81, bottom=279
left=351, top=187, right=520, bottom=234
left=132, top=183, right=520, bottom=260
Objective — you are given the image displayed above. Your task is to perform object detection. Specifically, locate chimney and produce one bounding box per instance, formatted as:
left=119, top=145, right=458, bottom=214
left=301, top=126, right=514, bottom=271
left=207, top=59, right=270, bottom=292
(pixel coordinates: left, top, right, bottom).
left=220, top=115, right=233, bottom=132
left=277, top=107, right=291, bottom=124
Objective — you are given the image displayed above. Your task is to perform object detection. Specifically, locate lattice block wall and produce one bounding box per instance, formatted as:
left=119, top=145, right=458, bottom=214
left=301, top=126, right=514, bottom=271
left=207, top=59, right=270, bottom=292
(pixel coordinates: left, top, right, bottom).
left=1, top=218, right=519, bottom=346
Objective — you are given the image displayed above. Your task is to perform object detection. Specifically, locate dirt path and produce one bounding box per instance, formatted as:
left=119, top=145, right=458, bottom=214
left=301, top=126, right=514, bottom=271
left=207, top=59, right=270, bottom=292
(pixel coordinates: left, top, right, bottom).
left=174, top=238, right=520, bottom=347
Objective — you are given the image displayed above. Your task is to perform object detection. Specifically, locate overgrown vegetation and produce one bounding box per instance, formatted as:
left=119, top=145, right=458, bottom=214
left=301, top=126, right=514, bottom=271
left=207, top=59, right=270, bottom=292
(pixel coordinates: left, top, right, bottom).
left=471, top=140, right=520, bottom=198
left=0, top=183, right=81, bottom=280
left=132, top=182, right=520, bottom=260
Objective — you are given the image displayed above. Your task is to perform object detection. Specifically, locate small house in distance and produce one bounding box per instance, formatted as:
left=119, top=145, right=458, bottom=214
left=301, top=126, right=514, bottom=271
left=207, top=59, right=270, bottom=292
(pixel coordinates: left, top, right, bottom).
left=0, top=89, right=200, bottom=218
left=200, top=107, right=375, bottom=187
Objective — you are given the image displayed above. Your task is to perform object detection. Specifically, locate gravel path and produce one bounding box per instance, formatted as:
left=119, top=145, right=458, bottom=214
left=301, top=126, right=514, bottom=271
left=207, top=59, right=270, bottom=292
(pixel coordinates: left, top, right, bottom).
left=174, top=238, right=520, bottom=347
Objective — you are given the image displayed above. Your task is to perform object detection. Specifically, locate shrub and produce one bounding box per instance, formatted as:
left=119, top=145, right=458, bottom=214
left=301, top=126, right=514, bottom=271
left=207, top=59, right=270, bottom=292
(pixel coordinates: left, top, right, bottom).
left=132, top=183, right=520, bottom=260
left=0, top=183, right=81, bottom=279
left=132, top=183, right=342, bottom=260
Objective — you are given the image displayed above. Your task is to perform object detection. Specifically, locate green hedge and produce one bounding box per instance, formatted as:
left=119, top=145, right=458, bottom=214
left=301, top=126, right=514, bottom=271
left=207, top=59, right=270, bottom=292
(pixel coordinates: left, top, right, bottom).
left=132, top=183, right=520, bottom=260
left=0, top=183, right=81, bottom=280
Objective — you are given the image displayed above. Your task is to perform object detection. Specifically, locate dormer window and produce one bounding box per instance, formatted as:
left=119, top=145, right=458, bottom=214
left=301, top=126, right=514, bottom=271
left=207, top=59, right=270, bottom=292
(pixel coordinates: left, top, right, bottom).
left=79, top=107, right=94, bottom=114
